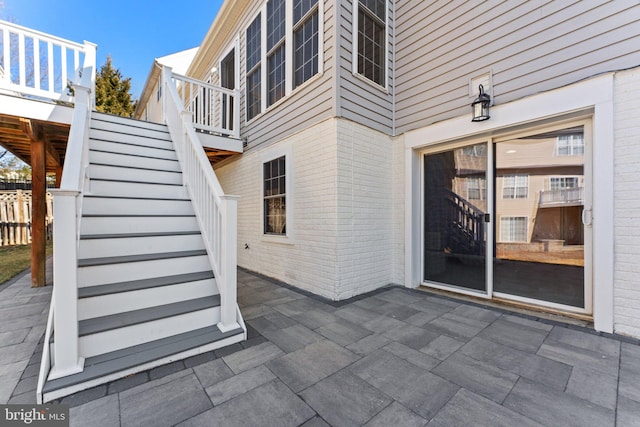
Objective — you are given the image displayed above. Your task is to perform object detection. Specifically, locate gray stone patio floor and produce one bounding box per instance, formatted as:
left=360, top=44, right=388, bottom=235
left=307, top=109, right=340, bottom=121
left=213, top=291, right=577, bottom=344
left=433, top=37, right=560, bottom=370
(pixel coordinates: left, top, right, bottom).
left=1, top=260, right=640, bottom=426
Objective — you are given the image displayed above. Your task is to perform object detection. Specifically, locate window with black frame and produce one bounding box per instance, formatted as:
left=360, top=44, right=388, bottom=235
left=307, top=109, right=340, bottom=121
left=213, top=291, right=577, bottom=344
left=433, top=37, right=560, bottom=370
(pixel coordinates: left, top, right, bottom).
left=264, top=156, right=286, bottom=235
left=246, top=14, right=262, bottom=121
left=357, top=0, right=385, bottom=86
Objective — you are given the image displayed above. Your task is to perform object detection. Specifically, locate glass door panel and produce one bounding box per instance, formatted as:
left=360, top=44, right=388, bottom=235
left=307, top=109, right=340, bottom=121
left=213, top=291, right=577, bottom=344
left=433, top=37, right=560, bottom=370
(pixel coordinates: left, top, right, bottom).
left=424, top=143, right=487, bottom=292
left=493, top=126, right=585, bottom=308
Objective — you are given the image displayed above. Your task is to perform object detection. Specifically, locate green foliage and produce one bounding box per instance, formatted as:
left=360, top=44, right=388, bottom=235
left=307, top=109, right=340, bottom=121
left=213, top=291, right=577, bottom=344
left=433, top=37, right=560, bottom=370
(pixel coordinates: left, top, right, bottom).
left=95, top=56, right=138, bottom=117
left=0, top=151, right=30, bottom=179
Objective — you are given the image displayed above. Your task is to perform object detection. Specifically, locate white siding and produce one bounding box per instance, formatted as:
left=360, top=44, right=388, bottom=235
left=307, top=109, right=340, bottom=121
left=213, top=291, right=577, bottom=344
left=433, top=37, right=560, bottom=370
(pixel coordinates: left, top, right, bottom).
left=614, top=68, right=640, bottom=338
left=395, top=0, right=640, bottom=134
left=337, top=0, right=394, bottom=135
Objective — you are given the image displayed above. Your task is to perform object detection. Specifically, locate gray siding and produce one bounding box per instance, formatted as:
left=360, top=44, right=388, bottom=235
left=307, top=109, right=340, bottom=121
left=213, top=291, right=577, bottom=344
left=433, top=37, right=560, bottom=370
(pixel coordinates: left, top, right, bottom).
left=237, top=0, right=336, bottom=149
left=336, top=0, right=394, bottom=135
left=395, top=0, right=640, bottom=135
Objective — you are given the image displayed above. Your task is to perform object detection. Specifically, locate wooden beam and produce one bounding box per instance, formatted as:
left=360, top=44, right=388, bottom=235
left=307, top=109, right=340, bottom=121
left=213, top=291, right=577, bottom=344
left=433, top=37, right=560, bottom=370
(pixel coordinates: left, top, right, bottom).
left=22, top=118, right=47, bottom=287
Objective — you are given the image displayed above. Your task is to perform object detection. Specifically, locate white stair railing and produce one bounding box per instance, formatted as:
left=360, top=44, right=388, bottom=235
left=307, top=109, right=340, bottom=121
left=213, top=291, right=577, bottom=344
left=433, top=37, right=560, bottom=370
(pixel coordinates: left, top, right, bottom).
left=162, top=66, right=241, bottom=333
left=170, top=71, right=240, bottom=139
left=45, top=39, right=96, bottom=381
left=0, top=20, right=91, bottom=102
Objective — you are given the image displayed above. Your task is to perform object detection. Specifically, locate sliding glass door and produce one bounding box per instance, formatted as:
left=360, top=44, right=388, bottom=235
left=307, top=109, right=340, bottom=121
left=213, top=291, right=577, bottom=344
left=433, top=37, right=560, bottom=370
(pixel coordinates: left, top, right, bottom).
left=423, top=143, right=488, bottom=294
left=422, top=122, right=592, bottom=314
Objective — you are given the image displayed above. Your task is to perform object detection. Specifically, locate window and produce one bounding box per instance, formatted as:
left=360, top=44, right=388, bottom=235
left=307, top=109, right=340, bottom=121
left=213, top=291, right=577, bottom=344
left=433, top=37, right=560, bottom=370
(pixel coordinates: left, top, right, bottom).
left=550, top=177, right=579, bottom=191
left=500, top=216, right=528, bottom=242
left=356, top=0, right=386, bottom=86
left=293, top=0, right=319, bottom=88
left=462, top=145, right=486, bottom=157
left=267, top=0, right=286, bottom=106
left=555, top=134, right=584, bottom=156
left=246, top=15, right=262, bottom=121
left=264, top=156, right=286, bottom=235
left=502, top=174, right=528, bottom=199
left=467, top=177, right=486, bottom=201
left=246, top=0, right=320, bottom=119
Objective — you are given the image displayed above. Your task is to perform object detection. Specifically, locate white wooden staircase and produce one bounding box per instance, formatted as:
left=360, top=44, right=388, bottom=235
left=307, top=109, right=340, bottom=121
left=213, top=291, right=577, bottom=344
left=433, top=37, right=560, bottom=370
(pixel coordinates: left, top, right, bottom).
left=40, top=113, right=245, bottom=401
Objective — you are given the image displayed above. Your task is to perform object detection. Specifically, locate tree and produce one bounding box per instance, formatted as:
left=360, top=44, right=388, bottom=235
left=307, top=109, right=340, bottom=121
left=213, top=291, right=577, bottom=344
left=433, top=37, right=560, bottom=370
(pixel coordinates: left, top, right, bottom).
left=95, top=56, right=138, bottom=117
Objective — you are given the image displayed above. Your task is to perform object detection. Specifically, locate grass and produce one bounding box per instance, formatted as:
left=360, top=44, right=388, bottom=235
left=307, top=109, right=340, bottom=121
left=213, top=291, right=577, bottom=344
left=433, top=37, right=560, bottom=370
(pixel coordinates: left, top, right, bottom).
left=0, top=242, right=53, bottom=284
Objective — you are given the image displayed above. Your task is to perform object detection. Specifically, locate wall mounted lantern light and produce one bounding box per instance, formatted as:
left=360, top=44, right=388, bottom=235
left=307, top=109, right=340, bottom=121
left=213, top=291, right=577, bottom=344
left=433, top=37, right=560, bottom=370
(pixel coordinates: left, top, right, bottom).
left=471, top=84, right=491, bottom=122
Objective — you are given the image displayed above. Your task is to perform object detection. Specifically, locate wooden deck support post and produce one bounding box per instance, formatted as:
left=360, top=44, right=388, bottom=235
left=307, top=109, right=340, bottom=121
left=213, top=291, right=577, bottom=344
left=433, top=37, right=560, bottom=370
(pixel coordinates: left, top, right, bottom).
left=21, top=118, right=47, bottom=287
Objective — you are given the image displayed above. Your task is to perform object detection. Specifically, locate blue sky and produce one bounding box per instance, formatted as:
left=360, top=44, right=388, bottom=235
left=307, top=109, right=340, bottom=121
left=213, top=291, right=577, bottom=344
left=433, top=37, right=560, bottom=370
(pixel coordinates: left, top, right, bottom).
left=1, top=0, right=222, bottom=97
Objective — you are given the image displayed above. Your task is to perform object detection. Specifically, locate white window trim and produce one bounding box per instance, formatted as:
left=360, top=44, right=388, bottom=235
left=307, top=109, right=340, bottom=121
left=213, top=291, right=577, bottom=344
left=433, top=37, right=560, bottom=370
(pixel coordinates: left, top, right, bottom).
left=352, top=0, right=389, bottom=91
left=502, top=174, right=529, bottom=199
left=218, top=39, right=240, bottom=90
left=554, top=133, right=585, bottom=156
left=261, top=141, right=295, bottom=244
left=245, top=0, right=324, bottom=124
left=499, top=216, right=529, bottom=243
left=549, top=176, right=580, bottom=190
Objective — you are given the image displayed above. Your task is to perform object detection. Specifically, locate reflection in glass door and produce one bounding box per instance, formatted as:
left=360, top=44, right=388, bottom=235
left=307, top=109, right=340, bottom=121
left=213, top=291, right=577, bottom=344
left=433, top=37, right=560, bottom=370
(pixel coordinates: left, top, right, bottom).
left=423, top=143, right=487, bottom=293
left=493, top=126, right=586, bottom=308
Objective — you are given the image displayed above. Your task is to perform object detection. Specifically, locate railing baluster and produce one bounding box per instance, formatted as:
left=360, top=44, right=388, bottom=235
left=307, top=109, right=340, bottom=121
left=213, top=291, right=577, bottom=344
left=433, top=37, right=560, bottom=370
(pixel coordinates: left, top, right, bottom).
left=33, top=37, right=40, bottom=90
left=47, top=41, right=54, bottom=92
left=61, top=47, right=67, bottom=92
left=18, top=32, right=26, bottom=86
left=73, top=49, right=80, bottom=83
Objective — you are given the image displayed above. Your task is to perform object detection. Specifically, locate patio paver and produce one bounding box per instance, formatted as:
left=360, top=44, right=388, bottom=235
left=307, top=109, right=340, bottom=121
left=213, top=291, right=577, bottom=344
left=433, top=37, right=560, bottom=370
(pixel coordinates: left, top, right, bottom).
left=1, top=265, right=639, bottom=426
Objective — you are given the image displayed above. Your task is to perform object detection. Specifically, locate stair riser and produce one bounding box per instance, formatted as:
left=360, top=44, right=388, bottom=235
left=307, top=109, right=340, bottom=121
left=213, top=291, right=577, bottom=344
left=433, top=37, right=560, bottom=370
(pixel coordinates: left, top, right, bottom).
left=89, top=150, right=181, bottom=172
left=89, top=139, right=177, bottom=160
left=83, top=197, right=194, bottom=216
left=79, top=234, right=205, bottom=258
left=92, top=113, right=168, bottom=132
left=90, top=123, right=171, bottom=143
left=89, top=127, right=173, bottom=150
left=87, top=164, right=183, bottom=185
left=88, top=180, right=188, bottom=199
left=78, top=255, right=212, bottom=287
left=78, top=279, right=218, bottom=320
left=79, top=307, right=220, bottom=358
left=80, top=216, right=199, bottom=235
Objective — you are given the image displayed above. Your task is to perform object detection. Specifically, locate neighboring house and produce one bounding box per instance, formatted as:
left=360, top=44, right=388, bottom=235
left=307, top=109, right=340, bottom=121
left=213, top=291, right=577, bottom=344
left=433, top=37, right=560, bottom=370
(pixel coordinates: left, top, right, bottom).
left=136, top=47, right=199, bottom=123
left=137, top=0, right=640, bottom=339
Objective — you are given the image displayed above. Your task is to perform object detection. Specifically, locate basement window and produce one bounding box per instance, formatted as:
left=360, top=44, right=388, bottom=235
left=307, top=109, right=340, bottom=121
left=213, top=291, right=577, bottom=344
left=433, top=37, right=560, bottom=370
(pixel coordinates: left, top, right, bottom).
left=264, top=156, right=287, bottom=235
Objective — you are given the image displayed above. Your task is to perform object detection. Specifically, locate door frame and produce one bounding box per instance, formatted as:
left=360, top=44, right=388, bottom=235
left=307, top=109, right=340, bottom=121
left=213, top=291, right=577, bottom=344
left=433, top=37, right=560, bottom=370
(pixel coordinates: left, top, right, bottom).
left=404, top=73, right=614, bottom=332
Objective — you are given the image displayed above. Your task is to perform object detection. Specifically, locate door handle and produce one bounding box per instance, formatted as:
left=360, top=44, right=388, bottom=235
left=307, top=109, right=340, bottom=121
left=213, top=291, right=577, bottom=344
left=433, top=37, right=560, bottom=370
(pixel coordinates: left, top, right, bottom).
left=582, top=208, right=592, bottom=226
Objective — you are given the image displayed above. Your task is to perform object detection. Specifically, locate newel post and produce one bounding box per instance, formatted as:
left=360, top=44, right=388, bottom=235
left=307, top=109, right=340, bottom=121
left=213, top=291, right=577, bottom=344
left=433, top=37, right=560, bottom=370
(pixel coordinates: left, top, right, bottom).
left=48, top=190, right=84, bottom=379
left=218, top=195, right=241, bottom=333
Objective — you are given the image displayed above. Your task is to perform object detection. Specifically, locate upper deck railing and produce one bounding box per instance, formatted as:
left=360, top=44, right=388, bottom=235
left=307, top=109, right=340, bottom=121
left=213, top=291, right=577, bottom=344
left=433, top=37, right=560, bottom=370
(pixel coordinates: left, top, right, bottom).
left=0, top=20, right=96, bottom=103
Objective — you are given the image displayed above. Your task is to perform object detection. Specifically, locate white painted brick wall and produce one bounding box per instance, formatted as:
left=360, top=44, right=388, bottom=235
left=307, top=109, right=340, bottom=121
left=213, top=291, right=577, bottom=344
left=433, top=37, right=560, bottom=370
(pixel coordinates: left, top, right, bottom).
left=335, top=119, right=396, bottom=299
left=214, top=117, right=400, bottom=300
left=215, top=118, right=340, bottom=299
left=392, top=136, right=405, bottom=285
left=614, top=67, right=640, bottom=338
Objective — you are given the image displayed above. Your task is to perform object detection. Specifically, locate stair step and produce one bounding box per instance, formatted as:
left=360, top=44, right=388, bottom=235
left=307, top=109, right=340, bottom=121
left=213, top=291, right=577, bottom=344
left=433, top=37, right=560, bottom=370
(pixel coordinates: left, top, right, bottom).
left=80, top=230, right=201, bottom=240
left=78, top=231, right=205, bottom=259
left=89, top=127, right=173, bottom=150
left=91, top=116, right=171, bottom=139
left=89, top=150, right=181, bottom=172
left=92, top=112, right=169, bottom=133
left=80, top=215, right=199, bottom=235
left=43, top=325, right=244, bottom=396
left=79, top=296, right=220, bottom=336
left=89, top=139, right=177, bottom=160
left=78, top=249, right=207, bottom=267
left=88, top=179, right=188, bottom=200
left=87, top=164, right=183, bottom=185
left=78, top=271, right=215, bottom=298
left=82, top=196, right=194, bottom=216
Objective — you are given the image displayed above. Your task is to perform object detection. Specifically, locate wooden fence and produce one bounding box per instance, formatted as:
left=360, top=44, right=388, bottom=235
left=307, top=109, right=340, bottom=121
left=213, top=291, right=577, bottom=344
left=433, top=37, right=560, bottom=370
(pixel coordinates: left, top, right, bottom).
left=0, top=190, right=53, bottom=246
